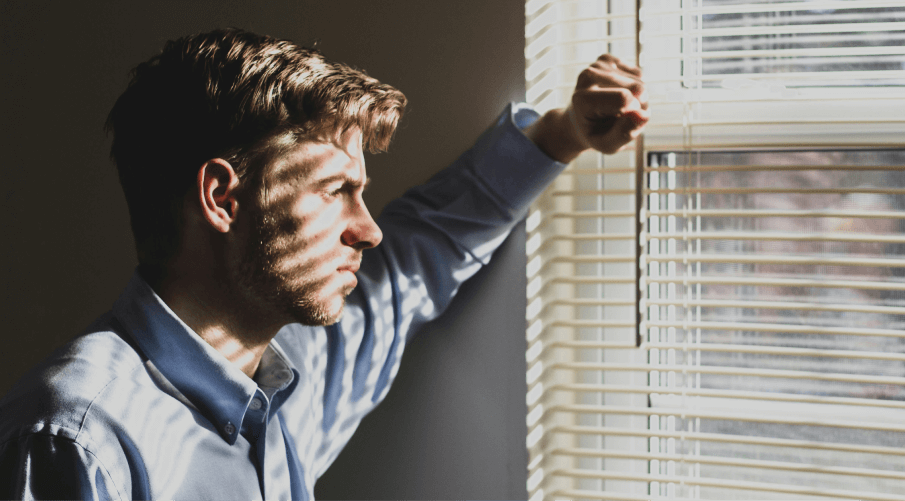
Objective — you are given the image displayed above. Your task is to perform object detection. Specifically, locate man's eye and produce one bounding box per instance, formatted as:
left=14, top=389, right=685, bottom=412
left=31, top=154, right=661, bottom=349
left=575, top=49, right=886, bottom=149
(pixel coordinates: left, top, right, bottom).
left=324, top=181, right=364, bottom=198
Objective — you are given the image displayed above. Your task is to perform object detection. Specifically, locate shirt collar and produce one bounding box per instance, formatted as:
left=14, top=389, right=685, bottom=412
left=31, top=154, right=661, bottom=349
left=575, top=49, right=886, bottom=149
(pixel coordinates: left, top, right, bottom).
left=112, top=270, right=298, bottom=444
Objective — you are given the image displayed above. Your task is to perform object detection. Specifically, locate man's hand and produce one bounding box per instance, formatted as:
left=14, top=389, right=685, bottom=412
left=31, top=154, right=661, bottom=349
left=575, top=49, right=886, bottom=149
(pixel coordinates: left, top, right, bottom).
left=526, top=54, right=649, bottom=163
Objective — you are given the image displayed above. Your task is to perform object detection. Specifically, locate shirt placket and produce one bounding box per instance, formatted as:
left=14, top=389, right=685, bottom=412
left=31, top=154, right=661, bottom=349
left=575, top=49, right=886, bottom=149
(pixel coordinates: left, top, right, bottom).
left=252, top=361, right=304, bottom=500
left=244, top=388, right=296, bottom=501
left=261, top=411, right=293, bottom=500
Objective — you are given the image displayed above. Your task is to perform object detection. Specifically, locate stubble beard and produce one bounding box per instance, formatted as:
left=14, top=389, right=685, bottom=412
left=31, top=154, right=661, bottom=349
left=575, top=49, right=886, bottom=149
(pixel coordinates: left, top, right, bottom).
left=233, top=210, right=351, bottom=327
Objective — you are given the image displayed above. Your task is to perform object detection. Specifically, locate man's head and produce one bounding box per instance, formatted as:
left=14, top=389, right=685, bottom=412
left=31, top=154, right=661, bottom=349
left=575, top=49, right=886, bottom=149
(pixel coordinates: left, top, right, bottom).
left=107, top=28, right=405, bottom=325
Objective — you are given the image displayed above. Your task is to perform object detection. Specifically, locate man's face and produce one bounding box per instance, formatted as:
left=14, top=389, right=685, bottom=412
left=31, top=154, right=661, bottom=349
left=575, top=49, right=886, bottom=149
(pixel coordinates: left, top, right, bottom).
left=233, top=127, right=382, bottom=326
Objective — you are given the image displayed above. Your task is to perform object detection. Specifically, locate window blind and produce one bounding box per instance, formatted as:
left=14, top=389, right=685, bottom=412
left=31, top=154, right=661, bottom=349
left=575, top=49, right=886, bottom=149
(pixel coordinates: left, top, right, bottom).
left=525, top=1, right=905, bottom=500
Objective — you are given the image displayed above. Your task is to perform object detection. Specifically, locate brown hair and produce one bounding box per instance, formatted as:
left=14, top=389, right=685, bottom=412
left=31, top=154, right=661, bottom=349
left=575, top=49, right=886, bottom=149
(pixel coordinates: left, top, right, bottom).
left=106, top=28, right=406, bottom=269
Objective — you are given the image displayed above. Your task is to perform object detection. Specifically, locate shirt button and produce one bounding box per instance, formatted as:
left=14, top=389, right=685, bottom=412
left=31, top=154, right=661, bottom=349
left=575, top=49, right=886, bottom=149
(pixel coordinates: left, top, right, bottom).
left=249, top=398, right=263, bottom=410
left=224, top=422, right=236, bottom=435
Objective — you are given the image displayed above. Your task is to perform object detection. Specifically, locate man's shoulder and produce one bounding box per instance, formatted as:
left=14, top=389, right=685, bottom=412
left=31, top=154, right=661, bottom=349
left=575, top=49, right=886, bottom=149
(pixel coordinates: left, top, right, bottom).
left=0, top=311, right=146, bottom=444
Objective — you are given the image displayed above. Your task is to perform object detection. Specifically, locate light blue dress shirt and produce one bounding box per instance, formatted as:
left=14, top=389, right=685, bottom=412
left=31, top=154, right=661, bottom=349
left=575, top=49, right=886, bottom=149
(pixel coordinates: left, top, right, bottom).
left=0, top=103, right=566, bottom=500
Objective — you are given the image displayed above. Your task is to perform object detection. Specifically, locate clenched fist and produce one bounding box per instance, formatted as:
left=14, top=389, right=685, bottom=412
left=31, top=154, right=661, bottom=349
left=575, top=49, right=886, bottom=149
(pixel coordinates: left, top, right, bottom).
left=526, top=54, right=649, bottom=162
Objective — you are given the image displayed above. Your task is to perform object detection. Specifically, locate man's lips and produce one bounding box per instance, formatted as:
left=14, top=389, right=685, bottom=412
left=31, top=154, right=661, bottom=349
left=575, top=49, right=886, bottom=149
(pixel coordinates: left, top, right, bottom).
left=337, top=261, right=360, bottom=290
left=337, top=261, right=360, bottom=274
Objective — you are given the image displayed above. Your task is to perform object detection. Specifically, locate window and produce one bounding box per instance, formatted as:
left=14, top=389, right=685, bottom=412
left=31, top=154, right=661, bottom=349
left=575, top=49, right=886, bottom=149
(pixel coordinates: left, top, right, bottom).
left=525, top=1, right=905, bottom=499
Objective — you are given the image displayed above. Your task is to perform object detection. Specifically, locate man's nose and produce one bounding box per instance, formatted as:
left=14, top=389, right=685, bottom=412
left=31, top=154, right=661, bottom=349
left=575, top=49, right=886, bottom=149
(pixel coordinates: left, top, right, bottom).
left=341, top=200, right=383, bottom=250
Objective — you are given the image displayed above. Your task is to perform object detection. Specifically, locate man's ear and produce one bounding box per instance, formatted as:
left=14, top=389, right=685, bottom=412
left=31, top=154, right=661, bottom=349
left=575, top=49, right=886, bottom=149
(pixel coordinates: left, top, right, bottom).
left=196, top=159, right=240, bottom=233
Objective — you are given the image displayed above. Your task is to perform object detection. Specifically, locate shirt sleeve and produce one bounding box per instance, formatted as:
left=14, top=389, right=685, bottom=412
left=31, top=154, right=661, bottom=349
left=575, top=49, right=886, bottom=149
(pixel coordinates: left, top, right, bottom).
left=0, top=432, right=120, bottom=500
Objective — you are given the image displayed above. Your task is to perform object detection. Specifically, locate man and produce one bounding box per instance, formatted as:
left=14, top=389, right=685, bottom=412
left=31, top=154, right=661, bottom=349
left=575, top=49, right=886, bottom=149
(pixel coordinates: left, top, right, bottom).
left=0, top=29, right=648, bottom=499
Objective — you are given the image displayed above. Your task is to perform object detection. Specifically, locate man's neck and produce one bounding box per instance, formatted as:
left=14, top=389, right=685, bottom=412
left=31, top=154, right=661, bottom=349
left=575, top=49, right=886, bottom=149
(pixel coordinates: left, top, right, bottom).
left=145, top=266, right=284, bottom=378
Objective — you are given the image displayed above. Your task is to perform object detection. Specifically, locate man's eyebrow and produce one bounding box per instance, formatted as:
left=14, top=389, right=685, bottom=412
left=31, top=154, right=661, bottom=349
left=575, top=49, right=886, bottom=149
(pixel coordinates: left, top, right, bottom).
left=312, top=174, right=371, bottom=189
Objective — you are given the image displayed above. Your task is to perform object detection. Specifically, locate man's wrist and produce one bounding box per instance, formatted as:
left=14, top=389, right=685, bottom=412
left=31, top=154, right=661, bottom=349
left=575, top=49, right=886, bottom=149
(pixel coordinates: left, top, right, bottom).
left=524, top=107, right=588, bottom=164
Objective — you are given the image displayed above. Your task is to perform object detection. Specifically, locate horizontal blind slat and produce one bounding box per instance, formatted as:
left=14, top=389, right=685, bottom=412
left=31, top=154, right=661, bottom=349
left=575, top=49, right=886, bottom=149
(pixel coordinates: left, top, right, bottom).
left=641, top=0, right=905, bottom=17
left=646, top=141, right=905, bottom=149
left=544, top=341, right=636, bottom=349
left=547, top=233, right=636, bottom=241
left=644, top=320, right=905, bottom=338
left=545, top=490, right=676, bottom=501
left=552, top=188, right=636, bottom=196
left=647, top=231, right=905, bottom=244
left=643, top=299, right=905, bottom=315
left=547, top=341, right=905, bottom=362
left=560, top=167, right=637, bottom=174
left=548, top=76, right=905, bottom=94
left=647, top=119, right=905, bottom=128
left=645, top=342, right=905, bottom=362
left=543, top=404, right=905, bottom=432
left=545, top=276, right=636, bottom=285
left=528, top=21, right=634, bottom=39
left=645, top=69, right=905, bottom=84
left=551, top=362, right=905, bottom=386
left=550, top=320, right=638, bottom=328
left=645, top=209, right=905, bottom=219
left=550, top=468, right=905, bottom=501
left=645, top=254, right=905, bottom=267
left=543, top=382, right=905, bottom=409
left=551, top=210, right=636, bottom=218
left=642, top=21, right=905, bottom=38
left=550, top=447, right=905, bottom=481
left=648, top=94, right=902, bottom=105
left=549, top=298, right=636, bottom=306
left=551, top=254, right=636, bottom=263
left=646, top=46, right=905, bottom=61
left=644, top=187, right=905, bottom=195
left=644, top=276, right=905, bottom=290
left=645, top=164, right=905, bottom=172
left=548, top=424, right=905, bottom=456
left=526, top=32, right=636, bottom=58
left=549, top=209, right=905, bottom=219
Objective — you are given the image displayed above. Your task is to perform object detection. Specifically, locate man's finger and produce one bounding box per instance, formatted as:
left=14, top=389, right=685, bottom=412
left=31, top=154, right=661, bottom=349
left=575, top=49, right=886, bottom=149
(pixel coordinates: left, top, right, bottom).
left=591, top=113, right=648, bottom=154
left=573, top=87, right=640, bottom=118
left=590, top=56, right=642, bottom=79
left=582, top=65, right=644, bottom=90
left=624, top=107, right=651, bottom=127
left=595, top=54, right=622, bottom=67
left=616, top=60, right=642, bottom=78
left=578, top=67, right=646, bottom=106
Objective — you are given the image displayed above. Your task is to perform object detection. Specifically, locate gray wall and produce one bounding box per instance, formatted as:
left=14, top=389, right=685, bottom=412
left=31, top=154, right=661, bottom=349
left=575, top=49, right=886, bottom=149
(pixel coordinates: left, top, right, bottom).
left=1, top=1, right=529, bottom=498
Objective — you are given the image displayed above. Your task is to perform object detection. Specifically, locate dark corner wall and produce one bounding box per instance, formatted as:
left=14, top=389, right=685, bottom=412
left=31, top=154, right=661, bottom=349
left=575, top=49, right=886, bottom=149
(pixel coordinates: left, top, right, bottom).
left=1, top=1, right=529, bottom=498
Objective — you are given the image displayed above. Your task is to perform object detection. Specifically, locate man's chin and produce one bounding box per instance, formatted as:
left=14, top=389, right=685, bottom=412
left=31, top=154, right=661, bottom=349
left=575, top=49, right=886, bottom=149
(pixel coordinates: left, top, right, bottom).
left=287, top=294, right=348, bottom=327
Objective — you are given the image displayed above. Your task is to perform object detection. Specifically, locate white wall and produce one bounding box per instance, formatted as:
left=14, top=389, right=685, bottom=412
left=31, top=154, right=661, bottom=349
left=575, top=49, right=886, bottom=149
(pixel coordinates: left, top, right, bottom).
left=0, top=0, right=529, bottom=497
